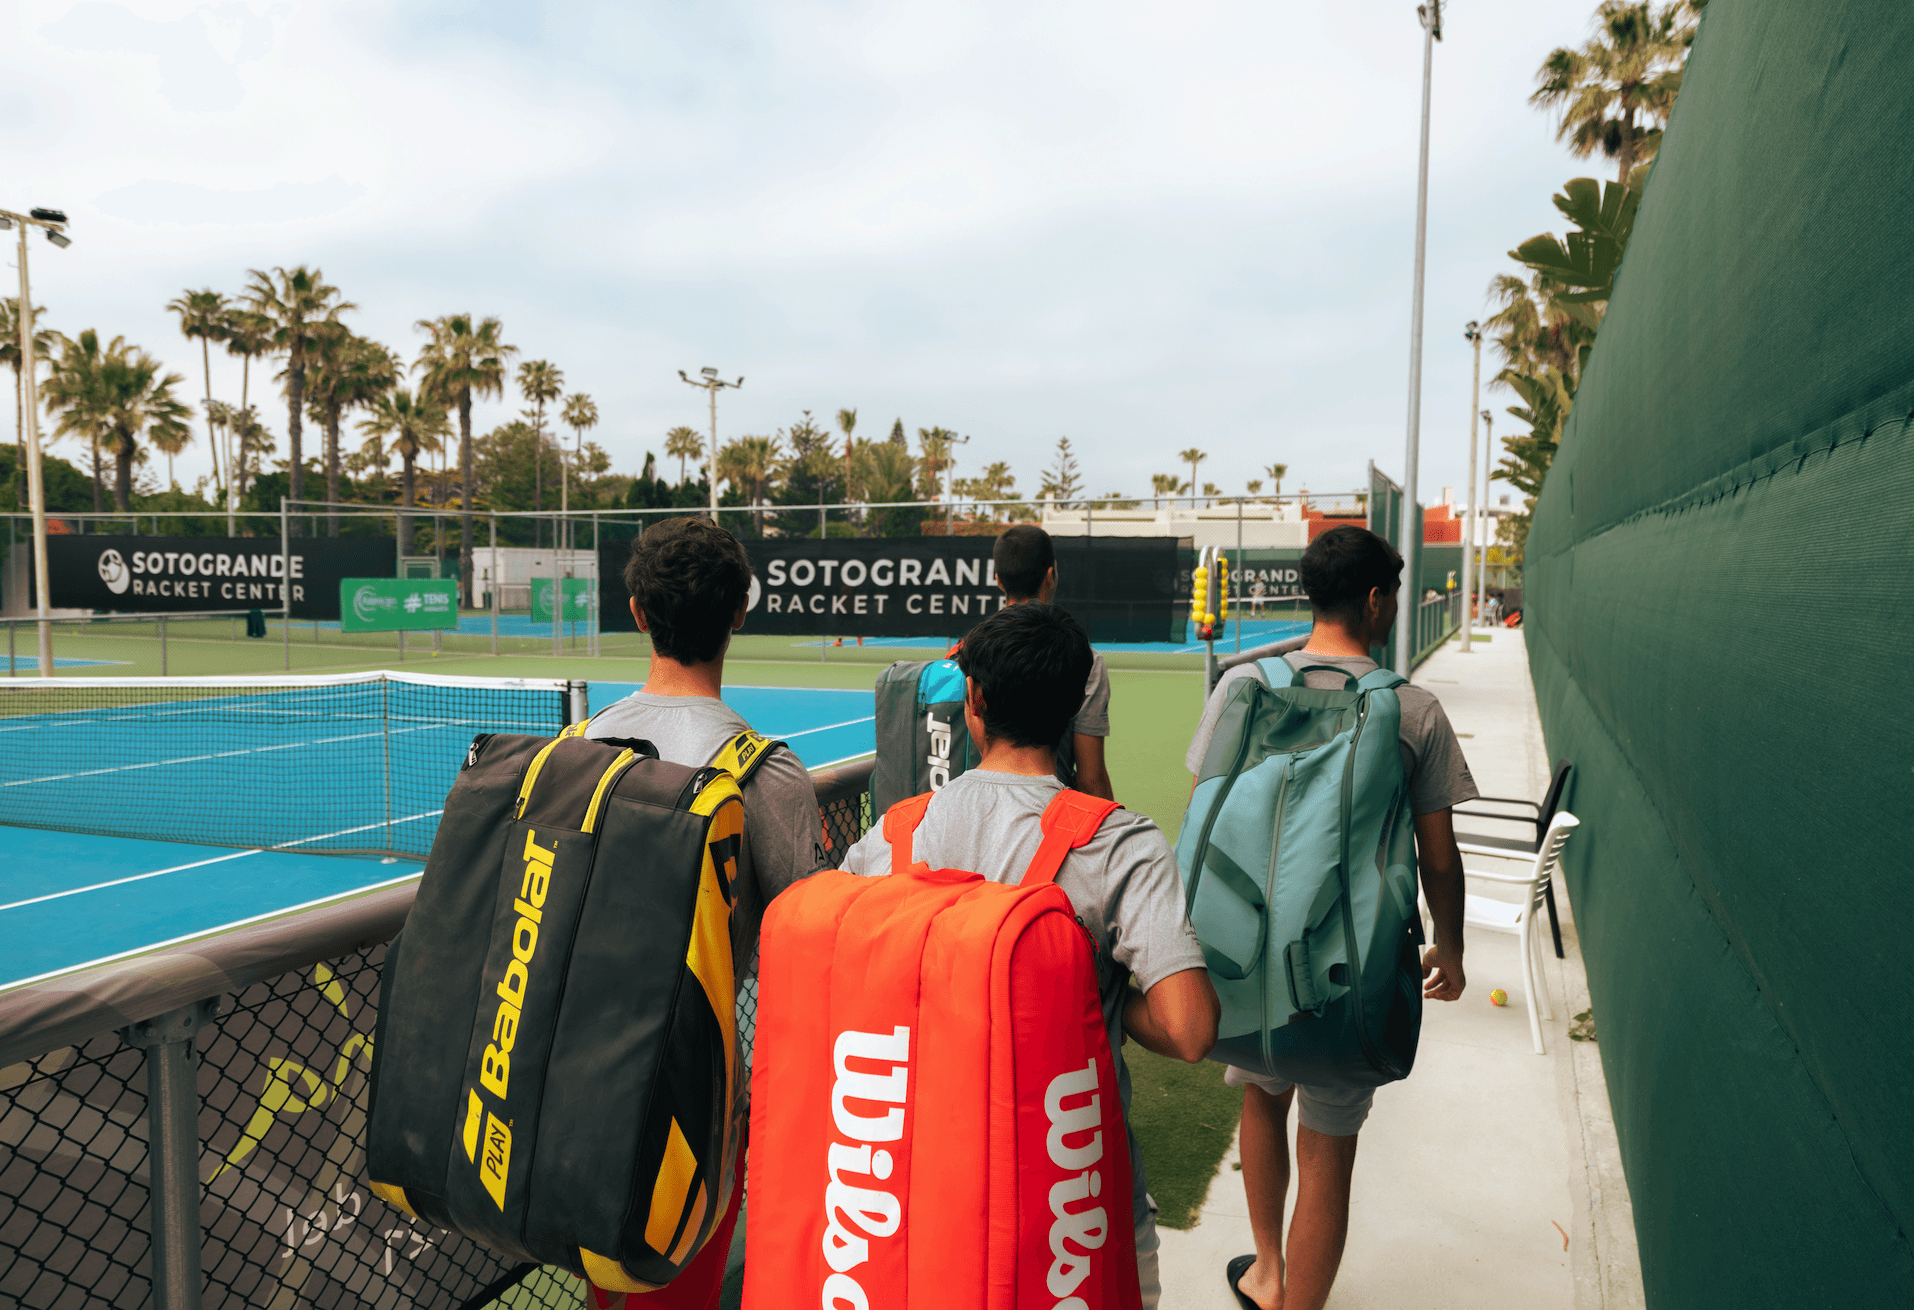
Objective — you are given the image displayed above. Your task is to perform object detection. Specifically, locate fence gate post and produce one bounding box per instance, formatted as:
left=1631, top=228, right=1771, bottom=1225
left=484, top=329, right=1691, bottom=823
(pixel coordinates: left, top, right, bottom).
left=121, top=998, right=220, bottom=1310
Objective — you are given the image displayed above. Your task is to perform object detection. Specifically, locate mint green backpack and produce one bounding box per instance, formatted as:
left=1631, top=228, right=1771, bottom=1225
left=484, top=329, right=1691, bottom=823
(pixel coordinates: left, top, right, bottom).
left=1176, top=657, right=1424, bottom=1088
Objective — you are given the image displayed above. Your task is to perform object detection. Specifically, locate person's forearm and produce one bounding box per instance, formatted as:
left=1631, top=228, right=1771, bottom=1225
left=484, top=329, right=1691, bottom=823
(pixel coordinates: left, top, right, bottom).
left=1123, top=990, right=1188, bottom=1060
left=1072, top=734, right=1115, bottom=801
left=1421, top=847, right=1465, bottom=952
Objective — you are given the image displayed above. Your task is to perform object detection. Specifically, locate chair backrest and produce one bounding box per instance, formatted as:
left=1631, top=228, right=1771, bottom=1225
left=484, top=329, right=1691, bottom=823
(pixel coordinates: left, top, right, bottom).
left=1530, top=812, right=1580, bottom=895
left=1536, top=760, right=1574, bottom=838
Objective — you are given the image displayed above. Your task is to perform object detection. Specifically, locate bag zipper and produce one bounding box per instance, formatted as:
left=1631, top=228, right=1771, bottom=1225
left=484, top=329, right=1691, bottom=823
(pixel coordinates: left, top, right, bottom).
left=1184, top=692, right=1260, bottom=923
left=1335, top=692, right=1401, bottom=1079
left=1259, top=766, right=1289, bottom=1072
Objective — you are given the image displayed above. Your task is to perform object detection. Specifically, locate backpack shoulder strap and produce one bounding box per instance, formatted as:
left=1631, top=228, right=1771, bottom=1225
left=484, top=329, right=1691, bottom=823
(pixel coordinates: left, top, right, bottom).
left=1357, top=667, right=1407, bottom=692
left=1025, top=790, right=1122, bottom=887
left=708, top=729, right=784, bottom=786
left=882, top=793, right=936, bottom=877
left=1255, top=655, right=1302, bottom=687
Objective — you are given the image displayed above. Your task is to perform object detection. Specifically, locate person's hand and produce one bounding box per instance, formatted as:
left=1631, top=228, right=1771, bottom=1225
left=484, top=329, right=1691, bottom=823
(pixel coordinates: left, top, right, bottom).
left=1421, top=943, right=1466, bottom=1001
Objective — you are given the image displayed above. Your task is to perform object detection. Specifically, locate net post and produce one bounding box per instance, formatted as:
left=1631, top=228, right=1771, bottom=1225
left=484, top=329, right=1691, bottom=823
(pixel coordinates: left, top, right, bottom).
left=280, top=497, right=290, bottom=672
left=122, top=999, right=219, bottom=1310
left=568, top=679, right=588, bottom=724
left=491, top=512, right=499, bottom=657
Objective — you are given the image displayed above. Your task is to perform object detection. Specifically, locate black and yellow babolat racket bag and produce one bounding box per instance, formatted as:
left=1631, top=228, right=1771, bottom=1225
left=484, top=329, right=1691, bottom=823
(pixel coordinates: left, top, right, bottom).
left=366, top=725, right=777, bottom=1292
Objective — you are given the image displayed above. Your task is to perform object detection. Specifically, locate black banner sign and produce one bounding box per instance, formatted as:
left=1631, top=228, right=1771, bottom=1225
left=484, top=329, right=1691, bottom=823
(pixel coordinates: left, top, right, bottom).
left=600, top=534, right=1181, bottom=642
left=43, top=536, right=398, bottom=621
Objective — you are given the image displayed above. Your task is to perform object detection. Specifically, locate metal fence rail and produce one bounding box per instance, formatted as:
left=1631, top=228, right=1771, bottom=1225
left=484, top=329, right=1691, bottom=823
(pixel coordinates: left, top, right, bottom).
left=1, top=759, right=874, bottom=1310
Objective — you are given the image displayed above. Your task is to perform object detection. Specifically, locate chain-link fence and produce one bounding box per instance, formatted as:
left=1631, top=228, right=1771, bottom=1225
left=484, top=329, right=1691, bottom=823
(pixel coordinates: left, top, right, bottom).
left=0, top=760, right=873, bottom=1310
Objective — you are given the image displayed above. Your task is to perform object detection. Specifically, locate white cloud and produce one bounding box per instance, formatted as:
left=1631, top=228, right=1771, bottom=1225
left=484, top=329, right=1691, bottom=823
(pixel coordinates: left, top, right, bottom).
left=3, top=0, right=1606, bottom=512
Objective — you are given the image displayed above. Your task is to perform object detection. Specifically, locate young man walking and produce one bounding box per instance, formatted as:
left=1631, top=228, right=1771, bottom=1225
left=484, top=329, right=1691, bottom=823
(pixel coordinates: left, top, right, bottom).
left=1183, top=525, right=1476, bottom=1310
left=587, top=516, right=827, bottom=1309
left=993, top=524, right=1116, bottom=800
left=839, top=601, right=1219, bottom=1310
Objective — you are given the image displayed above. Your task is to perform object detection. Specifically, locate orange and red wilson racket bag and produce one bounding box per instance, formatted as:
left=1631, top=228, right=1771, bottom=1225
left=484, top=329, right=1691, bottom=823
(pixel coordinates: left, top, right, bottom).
left=744, top=789, right=1142, bottom=1310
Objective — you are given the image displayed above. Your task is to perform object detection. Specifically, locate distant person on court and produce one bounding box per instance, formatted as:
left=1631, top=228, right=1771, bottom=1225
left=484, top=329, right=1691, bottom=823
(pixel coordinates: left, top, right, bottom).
left=586, top=516, right=827, bottom=1309
left=838, top=601, right=1219, bottom=1310
left=1184, top=525, right=1477, bottom=1310
left=993, top=523, right=1116, bottom=800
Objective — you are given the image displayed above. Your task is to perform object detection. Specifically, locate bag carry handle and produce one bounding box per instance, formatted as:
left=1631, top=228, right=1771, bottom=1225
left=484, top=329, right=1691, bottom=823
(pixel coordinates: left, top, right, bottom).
left=1187, top=842, right=1268, bottom=981
left=1289, top=663, right=1363, bottom=690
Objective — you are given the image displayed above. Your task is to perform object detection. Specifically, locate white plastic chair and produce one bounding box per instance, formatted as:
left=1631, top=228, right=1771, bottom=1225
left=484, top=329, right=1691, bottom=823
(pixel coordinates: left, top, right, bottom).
left=1461, top=812, right=1579, bottom=1055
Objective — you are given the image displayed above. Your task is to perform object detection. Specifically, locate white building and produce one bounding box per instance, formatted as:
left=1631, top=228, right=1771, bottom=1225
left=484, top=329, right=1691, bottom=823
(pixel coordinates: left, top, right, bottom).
left=470, top=547, right=599, bottom=611
left=1041, top=502, right=1309, bottom=550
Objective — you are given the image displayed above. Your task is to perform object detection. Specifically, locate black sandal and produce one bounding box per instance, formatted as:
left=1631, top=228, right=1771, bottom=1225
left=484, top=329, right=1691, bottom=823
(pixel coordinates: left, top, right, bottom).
left=1226, top=1253, right=1261, bottom=1310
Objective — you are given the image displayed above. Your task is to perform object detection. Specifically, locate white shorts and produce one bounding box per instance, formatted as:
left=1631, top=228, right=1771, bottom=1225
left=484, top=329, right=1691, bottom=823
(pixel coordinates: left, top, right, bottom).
left=1223, top=1066, right=1375, bottom=1137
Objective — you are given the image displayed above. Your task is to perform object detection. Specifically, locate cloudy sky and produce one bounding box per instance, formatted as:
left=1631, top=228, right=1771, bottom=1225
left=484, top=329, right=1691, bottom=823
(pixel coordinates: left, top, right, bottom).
left=5, top=0, right=1607, bottom=513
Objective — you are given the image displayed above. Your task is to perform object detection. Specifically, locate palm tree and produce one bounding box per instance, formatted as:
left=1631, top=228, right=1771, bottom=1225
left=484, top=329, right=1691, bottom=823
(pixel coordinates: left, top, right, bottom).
left=1178, top=448, right=1208, bottom=504
left=359, top=386, right=448, bottom=552
left=305, top=331, right=399, bottom=534
left=2, top=298, right=57, bottom=510
left=1246, top=479, right=1264, bottom=497
left=165, top=289, right=230, bottom=502
left=717, top=435, right=783, bottom=535
left=148, top=407, right=194, bottom=489
left=836, top=407, right=857, bottom=504
left=43, top=331, right=191, bottom=510
left=244, top=266, right=354, bottom=510
left=665, top=424, right=704, bottom=486
left=1263, top=463, right=1288, bottom=500
left=514, top=359, right=563, bottom=537
left=1149, top=473, right=1181, bottom=509
left=561, top=393, right=598, bottom=532
left=1531, top=1, right=1697, bottom=188
left=416, top=316, right=517, bottom=600
left=222, top=308, right=273, bottom=511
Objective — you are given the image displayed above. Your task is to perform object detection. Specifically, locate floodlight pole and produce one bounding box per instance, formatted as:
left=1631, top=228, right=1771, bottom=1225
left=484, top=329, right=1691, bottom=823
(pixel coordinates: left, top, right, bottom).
left=1480, top=409, right=1494, bottom=600
left=678, top=369, right=744, bottom=517
left=1396, top=0, right=1441, bottom=676
left=1460, top=321, right=1481, bottom=653
left=4, top=206, right=70, bottom=676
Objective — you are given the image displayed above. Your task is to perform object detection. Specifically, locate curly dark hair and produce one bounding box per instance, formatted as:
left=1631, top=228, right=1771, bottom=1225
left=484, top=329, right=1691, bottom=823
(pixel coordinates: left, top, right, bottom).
left=623, top=517, right=753, bottom=663
left=955, top=602, right=1092, bottom=749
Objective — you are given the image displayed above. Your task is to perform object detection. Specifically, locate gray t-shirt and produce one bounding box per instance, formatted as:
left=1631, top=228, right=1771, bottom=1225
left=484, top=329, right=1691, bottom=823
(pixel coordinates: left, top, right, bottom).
left=1185, top=651, right=1479, bottom=815
left=587, top=692, right=827, bottom=980
left=1055, top=651, right=1111, bottom=787
left=840, top=768, right=1205, bottom=1227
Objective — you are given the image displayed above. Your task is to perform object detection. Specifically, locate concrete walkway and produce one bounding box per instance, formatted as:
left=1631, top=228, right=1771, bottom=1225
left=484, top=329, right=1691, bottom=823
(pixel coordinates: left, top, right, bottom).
left=1156, top=628, right=1644, bottom=1310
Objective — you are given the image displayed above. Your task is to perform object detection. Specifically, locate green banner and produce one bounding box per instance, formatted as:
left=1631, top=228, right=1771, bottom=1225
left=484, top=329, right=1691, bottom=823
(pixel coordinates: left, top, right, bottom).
left=531, top=577, right=597, bottom=624
left=339, top=578, right=460, bottom=632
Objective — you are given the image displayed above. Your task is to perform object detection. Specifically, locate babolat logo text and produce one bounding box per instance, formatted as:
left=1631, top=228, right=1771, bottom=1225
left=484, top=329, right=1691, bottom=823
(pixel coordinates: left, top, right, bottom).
left=1045, top=1059, right=1110, bottom=1309
left=480, top=830, right=556, bottom=1102
left=820, top=1026, right=911, bottom=1310
left=925, top=711, right=953, bottom=789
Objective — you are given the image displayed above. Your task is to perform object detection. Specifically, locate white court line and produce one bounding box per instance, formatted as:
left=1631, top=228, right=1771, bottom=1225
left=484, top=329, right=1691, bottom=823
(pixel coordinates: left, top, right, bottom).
left=0, top=870, right=425, bottom=995
left=0, top=810, right=443, bottom=913
left=2, top=723, right=448, bottom=788
left=809, top=749, right=876, bottom=769
left=776, top=715, right=875, bottom=741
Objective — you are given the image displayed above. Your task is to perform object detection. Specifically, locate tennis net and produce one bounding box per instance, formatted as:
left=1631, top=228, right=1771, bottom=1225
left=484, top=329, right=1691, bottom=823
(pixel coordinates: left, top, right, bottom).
left=0, top=671, right=582, bottom=858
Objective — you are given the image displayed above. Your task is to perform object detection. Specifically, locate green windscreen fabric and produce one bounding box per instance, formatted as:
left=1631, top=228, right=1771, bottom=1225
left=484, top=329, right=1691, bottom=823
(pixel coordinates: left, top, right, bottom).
left=1526, top=2, right=1914, bottom=1304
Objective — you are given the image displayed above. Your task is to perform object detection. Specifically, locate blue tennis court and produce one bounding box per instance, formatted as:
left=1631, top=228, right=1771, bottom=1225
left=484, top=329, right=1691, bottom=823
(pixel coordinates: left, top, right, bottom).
left=0, top=677, right=874, bottom=991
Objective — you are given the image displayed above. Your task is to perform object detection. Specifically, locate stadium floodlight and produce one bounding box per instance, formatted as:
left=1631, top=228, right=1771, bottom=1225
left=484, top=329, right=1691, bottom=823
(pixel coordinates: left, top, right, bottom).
left=4, top=202, right=72, bottom=675
left=1396, top=0, right=1442, bottom=676
left=678, top=367, right=746, bottom=515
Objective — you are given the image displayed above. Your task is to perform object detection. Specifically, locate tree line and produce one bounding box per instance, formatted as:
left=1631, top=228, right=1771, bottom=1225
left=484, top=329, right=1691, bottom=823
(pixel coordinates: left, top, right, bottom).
left=1485, top=0, right=1707, bottom=560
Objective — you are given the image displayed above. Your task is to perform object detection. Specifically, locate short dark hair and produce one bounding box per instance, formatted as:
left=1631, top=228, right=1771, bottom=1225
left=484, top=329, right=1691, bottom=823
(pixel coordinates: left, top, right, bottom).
left=623, top=517, right=752, bottom=663
left=1300, top=525, right=1403, bottom=623
left=993, top=524, right=1055, bottom=599
left=956, top=602, right=1091, bottom=750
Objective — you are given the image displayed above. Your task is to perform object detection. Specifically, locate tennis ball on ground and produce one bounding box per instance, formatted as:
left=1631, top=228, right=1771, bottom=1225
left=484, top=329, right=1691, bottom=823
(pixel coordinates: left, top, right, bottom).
left=1490, top=988, right=1508, bottom=1007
